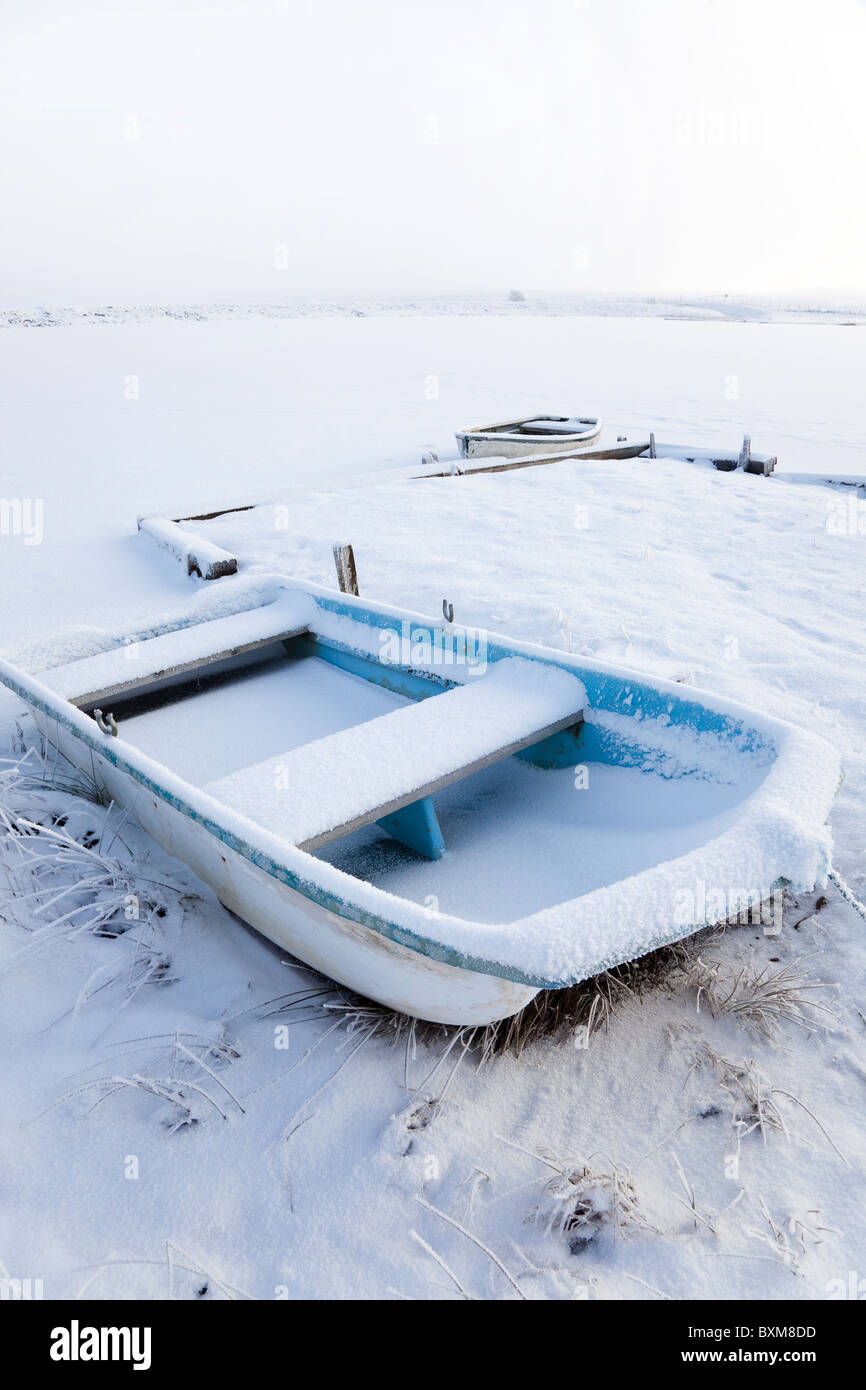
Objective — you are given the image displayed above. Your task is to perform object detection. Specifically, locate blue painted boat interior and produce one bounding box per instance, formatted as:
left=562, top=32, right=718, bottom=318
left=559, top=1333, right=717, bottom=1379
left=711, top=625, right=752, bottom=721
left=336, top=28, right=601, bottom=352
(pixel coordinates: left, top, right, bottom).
left=106, top=593, right=770, bottom=919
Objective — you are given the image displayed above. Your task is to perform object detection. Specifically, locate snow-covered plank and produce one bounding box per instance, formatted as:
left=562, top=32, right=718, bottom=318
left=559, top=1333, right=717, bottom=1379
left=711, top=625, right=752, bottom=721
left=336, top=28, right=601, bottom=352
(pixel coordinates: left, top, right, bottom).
left=641, top=441, right=777, bottom=474
left=205, top=657, right=586, bottom=851
left=41, top=595, right=311, bottom=707
left=138, top=514, right=239, bottom=581
left=417, top=441, right=650, bottom=479
left=518, top=418, right=597, bottom=434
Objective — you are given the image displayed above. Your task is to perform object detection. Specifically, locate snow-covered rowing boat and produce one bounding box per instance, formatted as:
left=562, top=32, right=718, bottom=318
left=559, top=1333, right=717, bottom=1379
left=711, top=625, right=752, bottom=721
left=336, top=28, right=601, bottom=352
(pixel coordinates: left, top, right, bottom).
left=456, top=414, right=602, bottom=459
left=0, top=577, right=839, bottom=1024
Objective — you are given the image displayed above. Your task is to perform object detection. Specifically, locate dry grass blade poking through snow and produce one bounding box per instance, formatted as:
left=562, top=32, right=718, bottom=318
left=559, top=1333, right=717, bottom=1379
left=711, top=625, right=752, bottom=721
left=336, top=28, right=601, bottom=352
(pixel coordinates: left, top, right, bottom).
left=686, top=956, right=838, bottom=1038
left=688, top=1044, right=847, bottom=1162
left=1, top=725, right=102, bottom=803
left=536, top=1161, right=653, bottom=1251
left=34, top=1030, right=245, bottom=1135
left=324, top=938, right=700, bottom=1072
left=0, top=736, right=194, bottom=1019
left=498, top=1136, right=660, bottom=1251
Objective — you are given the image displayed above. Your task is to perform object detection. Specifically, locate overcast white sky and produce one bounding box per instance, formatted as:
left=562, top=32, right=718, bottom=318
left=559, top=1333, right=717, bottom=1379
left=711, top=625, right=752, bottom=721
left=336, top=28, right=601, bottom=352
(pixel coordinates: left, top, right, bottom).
left=1, top=0, right=864, bottom=306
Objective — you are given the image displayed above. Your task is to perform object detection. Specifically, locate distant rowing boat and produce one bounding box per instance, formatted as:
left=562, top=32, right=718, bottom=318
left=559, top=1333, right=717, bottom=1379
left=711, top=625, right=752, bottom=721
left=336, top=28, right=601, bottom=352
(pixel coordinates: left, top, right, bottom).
left=456, top=414, right=602, bottom=459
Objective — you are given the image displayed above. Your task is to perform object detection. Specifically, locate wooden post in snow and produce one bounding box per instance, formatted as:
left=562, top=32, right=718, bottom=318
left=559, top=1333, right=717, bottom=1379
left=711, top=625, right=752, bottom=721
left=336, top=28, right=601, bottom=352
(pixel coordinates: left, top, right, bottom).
left=333, top=543, right=359, bottom=597
left=738, top=435, right=751, bottom=470
left=648, top=432, right=656, bottom=458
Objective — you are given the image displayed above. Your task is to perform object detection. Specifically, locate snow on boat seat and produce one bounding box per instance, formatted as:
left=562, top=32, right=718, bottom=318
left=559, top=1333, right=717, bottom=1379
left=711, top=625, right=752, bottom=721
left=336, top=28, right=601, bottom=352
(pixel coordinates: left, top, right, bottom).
left=205, top=657, right=586, bottom=861
left=518, top=418, right=595, bottom=435
left=42, top=595, right=311, bottom=709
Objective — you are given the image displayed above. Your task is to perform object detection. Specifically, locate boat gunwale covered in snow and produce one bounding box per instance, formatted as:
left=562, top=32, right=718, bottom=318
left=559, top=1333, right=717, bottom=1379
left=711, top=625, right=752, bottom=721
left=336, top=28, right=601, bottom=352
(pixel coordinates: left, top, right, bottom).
left=0, top=575, right=840, bottom=1024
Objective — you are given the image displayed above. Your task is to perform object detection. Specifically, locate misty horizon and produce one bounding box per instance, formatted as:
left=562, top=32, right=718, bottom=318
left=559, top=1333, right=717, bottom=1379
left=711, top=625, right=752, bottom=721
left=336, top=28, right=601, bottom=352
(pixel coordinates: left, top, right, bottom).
left=2, top=0, right=864, bottom=308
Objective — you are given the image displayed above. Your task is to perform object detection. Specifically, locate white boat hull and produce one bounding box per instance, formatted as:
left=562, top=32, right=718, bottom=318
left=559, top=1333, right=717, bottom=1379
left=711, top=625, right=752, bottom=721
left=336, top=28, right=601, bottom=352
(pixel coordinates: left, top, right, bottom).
left=459, top=432, right=601, bottom=460
left=456, top=415, right=602, bottom=459
left=34, top=713, right=539, bottom=1026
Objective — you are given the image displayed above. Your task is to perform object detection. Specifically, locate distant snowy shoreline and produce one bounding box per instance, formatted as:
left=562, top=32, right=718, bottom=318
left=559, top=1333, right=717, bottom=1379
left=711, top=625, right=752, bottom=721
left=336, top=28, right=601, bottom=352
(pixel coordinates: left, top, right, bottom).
left=2, top=295, right=865, bottom=330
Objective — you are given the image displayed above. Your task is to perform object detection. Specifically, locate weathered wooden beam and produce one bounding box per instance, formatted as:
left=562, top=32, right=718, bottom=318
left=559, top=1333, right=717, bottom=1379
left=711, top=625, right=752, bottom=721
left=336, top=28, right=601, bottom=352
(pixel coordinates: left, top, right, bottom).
left=71, top=622, right=310, bottom=711
left=743, top=454, right=776, bottom=476
left=639, top=441, right=777, bottom=475
left=332, top=542, right=359, bottom=596
left=416, top=441, right=650, bottom=479
left=137, top=515, right=238, bottom=581
left=176, top=503, right=255, bottom=523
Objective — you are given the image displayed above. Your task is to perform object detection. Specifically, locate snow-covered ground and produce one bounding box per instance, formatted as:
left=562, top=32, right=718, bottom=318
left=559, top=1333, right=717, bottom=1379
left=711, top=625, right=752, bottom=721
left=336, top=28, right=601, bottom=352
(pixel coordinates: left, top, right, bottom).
left=4, top=292, right=866, bottom=331
left=1, top=312, right=864, bottom=1300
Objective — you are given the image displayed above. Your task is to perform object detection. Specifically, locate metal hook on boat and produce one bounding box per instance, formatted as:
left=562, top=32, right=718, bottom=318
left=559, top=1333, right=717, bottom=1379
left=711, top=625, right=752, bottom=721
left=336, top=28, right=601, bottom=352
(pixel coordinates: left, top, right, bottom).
left=442, top=599, right=454, bottom=624
left=93, top=708, right=118, bottom=737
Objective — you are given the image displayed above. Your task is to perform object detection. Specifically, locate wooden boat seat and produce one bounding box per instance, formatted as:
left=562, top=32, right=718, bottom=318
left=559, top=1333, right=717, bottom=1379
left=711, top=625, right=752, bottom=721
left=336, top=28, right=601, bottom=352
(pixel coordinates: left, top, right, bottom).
left=44, top=596, right=311, bottom=709
left=519, top=418, right=595, bottom=435
left=205, top=657, right=585, bottom=860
